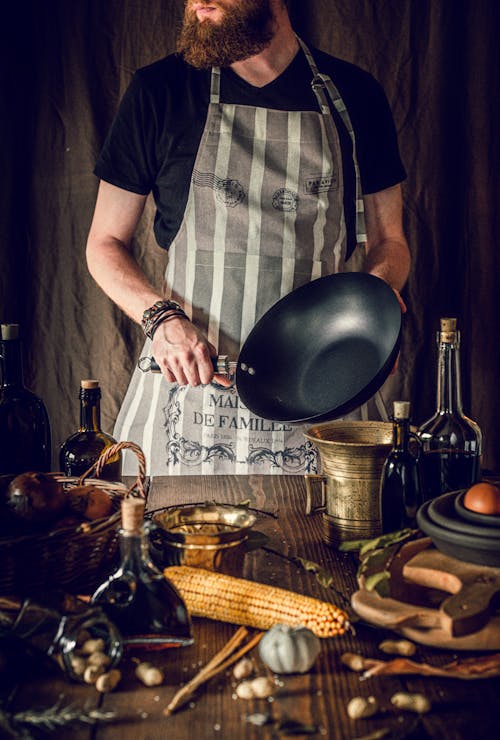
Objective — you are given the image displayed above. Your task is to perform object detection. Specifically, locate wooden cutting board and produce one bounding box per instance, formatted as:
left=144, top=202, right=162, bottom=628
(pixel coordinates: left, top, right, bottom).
left=351, top=538, right=500, bottom=650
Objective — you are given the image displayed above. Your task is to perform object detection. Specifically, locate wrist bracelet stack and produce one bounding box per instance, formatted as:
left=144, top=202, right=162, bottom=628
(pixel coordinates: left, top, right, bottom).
left=141, top=300, right=189, bottom=340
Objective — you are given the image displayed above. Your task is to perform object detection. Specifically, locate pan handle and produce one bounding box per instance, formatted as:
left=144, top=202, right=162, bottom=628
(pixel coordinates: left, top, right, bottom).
left=138, top=355, right=237, bottom=381
left=305, top=474, right=327, bottom=516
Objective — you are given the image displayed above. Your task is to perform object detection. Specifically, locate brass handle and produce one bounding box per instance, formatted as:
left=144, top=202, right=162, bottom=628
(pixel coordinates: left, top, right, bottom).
left=304, top=473, right=327, bottom=515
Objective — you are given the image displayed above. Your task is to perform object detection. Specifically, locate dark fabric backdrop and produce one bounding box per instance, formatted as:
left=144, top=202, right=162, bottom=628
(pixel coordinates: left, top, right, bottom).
left=1, top=0, right=499, bottom=471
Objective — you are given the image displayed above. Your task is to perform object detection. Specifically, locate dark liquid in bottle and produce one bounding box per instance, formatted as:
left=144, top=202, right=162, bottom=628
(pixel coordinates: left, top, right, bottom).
left=60, top=433, right=121, bottom=480
left=420, top=449, right=480, bottom=501
left=93, top=570, right=193, bottom=649
left=380, top=458, right=421, bottom=532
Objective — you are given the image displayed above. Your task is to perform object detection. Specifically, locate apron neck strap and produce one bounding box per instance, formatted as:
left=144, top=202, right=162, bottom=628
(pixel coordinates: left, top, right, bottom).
left=297, top=35, right=367, bottom=246
left=210, top=66, right=221, bottom=104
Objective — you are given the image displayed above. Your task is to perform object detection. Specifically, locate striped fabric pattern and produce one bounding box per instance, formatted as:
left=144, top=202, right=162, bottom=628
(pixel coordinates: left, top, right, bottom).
left=115, top=40, right=367, bottom=475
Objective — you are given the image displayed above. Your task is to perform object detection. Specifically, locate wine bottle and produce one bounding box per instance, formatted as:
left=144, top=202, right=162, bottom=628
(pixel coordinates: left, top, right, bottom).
left=0, top=323, right=51, bottom=475
left=91, top=498, right=193, bottom=649
left=418, top=318, right=482, bottom=501
left=59, top=380, right=122, bottom=481
left=379, top=401, right=422, bottom=533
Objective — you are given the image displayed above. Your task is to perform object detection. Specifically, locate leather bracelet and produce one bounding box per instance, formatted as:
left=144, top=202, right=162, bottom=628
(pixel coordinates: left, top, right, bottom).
left=144, top=309, right=189, bottom=340
left=141, top=300, right=189, bottom=339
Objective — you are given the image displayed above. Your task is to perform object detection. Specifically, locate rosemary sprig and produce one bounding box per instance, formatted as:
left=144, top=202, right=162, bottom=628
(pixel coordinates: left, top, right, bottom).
left=0, top=696, right=116, bottom=738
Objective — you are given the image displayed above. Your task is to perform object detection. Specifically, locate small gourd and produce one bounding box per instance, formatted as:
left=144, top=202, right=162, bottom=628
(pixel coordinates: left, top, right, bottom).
left=258, top=624, right=321, bottom=674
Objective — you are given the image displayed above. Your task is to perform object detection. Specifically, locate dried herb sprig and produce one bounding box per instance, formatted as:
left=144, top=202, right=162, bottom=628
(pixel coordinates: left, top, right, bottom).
left=0, top=696, right=116, bottom=739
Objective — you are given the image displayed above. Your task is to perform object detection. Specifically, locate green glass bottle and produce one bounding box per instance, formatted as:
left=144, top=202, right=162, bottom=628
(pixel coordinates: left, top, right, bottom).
left=0, top=323, right=51, bottom=475
left=59, top=380, right=121, bottom=481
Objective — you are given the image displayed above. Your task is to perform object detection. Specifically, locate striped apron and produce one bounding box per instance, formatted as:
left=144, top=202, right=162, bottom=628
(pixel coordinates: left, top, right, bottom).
left=115, top=39, right=373, bottom=476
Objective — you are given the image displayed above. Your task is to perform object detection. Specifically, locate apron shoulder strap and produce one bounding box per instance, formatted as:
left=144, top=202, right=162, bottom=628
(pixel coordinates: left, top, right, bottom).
left=296, top=35, right=367, bottom=246
left=210, top=66, right=221, bottom=104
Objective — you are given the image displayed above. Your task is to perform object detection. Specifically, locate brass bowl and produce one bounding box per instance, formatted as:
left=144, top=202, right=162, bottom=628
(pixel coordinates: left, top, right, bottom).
left=150, top=503, right=256, bottom=576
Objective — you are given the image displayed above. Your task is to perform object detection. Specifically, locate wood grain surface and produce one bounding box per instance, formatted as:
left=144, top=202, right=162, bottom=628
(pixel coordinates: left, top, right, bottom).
left=6, top=476, right=500, bottom=740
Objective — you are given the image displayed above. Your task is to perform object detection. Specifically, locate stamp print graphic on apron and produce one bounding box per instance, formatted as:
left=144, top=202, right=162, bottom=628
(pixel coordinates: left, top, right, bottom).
left=115, top=40, right=368, bottom=475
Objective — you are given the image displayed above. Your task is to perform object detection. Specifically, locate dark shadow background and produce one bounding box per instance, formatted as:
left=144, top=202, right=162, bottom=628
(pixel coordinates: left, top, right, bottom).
left=1, top=0, right=499, bottom=471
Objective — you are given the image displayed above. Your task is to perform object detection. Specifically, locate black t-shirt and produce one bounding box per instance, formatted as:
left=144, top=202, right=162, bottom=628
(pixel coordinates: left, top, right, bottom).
left=95, top=46, right=406, bottom=252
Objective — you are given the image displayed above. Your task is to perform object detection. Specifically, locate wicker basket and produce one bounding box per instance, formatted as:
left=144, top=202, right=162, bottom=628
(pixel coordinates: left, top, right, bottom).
left=0, top=441, right=147, bottom=596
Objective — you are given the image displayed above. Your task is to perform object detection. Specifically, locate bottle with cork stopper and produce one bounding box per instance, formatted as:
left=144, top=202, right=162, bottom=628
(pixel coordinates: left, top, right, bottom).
left=59, top=379, right=121, bottom=481
left=91, top=497, right=193, bottom=649
left=417, top=317, right=482, bottom=501
left=379, top=400, right=422, bottom=532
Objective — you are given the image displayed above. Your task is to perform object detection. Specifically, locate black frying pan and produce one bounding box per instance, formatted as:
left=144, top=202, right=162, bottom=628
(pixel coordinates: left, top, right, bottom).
left=139, top=273, right=402, bottom=424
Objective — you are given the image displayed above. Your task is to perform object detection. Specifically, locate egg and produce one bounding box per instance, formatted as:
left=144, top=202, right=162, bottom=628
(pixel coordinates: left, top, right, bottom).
left=463, top=482, right=500, bottom=515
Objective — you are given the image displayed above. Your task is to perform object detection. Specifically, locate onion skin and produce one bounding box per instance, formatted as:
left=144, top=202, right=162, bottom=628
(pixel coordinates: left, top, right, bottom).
left=6, top=471, right=66, bottom=528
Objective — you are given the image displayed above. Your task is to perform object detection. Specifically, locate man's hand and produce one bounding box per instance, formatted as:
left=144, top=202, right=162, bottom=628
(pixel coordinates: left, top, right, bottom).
left=392, top=287, right=407, bottom=314
left=151, top=318, right=232, bottom=387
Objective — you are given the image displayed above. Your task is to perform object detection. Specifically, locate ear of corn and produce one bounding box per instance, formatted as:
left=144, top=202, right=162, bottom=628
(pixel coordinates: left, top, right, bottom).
left=164, top=565, right=349, bottom=638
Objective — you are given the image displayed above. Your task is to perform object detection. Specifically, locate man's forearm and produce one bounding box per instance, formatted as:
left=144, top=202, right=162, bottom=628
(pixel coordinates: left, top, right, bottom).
left=86, top=236, right=163, bottom=324
left=363, top=236, right=411, bottom=293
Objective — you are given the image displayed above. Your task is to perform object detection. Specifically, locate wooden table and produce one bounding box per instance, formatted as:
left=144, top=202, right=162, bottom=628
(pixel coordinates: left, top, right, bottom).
left=5, top=476, right=500, bottom=739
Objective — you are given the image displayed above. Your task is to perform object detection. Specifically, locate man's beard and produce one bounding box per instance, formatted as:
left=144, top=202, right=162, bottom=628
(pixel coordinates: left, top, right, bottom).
left=177, top=1, right=275, bottom=69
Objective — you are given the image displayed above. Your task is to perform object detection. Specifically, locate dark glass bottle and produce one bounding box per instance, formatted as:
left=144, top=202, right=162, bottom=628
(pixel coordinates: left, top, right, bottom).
left=91, top=498, right=193, bottom=650
left=0, top=592, right=122, bottom=682
left=418, top=318, right=482, bottom=501
left=0, top=323, right=51, bottom=475
left=379, top=401, right=422, bottom=533
left=59, top=380, right=122, bottom=481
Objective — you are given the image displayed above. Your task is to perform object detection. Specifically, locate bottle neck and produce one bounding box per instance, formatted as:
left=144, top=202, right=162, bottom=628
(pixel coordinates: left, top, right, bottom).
left=0, top=338, right=24, bottom=387
left=79, top=388, right=102, bottom=431
left=436, top=334, right=463, bottom=414
left=392, top=417, right=410, bottom=452
left=119, top=528, right=152, bottom=570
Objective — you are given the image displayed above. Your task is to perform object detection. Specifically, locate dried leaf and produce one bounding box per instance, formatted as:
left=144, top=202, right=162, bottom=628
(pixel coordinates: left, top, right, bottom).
left=244, top=530, right=270, bottom=552
left=363, top=570, right=391, bottom=597
left=295, top=557, right=334, bottom=589
left=338, top=538, right=369, bottom=552
left=357, top=547, right=393, bottom=577
left=361, top=652, right=500, bottom=680
left=358, top=529, right=415, bottom=557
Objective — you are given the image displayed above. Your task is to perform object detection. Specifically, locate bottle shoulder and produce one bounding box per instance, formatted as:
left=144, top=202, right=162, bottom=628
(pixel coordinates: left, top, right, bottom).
left=0, top=385, right=46, bottom=406
left=418, top=412, right=482, bottom=443
left=60, top=430, right=117, bottom=449
left=0, top=392, right=50, bottom=426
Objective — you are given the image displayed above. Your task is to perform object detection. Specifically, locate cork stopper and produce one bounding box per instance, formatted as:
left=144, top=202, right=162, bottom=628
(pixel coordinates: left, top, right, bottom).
left=81, top=379, right=100, bottom=389
left=1, top=323, right=19, bottom=340
left=393, top=401, right=411, bottom=420
left=439, top=317, right=459, bottom=344
left=440, top=318, right=457, bottom=332
left=121, top=497, right=145, bottom=533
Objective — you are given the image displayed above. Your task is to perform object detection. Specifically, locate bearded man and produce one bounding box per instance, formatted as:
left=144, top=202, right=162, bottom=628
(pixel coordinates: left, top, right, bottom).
left=86, top=0, right=410, bottom=476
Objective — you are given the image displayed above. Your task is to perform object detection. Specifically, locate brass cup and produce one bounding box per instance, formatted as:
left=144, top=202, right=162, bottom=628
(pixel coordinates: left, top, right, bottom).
left=304, top=421, right=393, bottom=546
